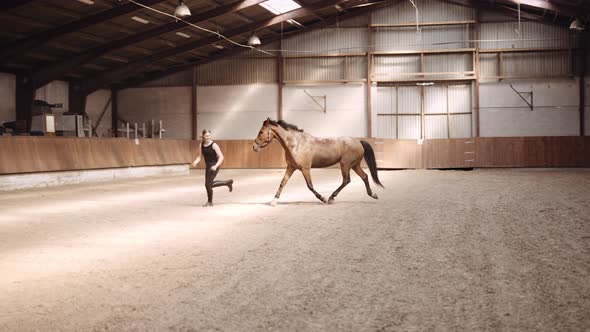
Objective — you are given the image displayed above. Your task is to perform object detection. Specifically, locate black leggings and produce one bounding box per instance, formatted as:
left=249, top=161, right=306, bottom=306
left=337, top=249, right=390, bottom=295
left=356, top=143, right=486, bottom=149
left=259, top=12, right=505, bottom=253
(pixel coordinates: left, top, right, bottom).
left=205, top=165, right=231, bottom=203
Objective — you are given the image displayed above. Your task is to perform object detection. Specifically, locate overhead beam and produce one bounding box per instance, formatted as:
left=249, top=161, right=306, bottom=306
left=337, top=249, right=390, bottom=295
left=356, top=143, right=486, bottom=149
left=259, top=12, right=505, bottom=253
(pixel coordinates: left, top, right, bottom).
left=122, top=0, right=397, bottom=87
left=0, top=0, right=168, bottom=62
left=497, top=0, right=582, bottom=17
left=440, top=0, right=569, bottom=25
left=31, top=0, right=267, bottom=89
left=84, top=0, right=352, bottom=92
left=0, top=0, right=34, bottom=11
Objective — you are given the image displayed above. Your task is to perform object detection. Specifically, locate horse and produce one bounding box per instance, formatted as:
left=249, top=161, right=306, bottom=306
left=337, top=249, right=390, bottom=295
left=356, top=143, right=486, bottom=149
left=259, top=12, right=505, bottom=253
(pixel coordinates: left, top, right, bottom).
left=252, top=118, right=383, bottom=205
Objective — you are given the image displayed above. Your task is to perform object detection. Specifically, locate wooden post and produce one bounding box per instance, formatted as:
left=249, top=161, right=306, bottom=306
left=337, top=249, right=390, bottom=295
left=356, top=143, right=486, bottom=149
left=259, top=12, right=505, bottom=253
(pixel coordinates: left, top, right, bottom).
left=366, top=14, right=372, bottom=138
left=581, top=42, right=587, bottom=136
left=15, top=74, right=34, bottom=132
left=191, top=66, right=198, bottom=140
left=278, top=37, right=283, bottom=121
left=474, top=11, right=481, bottom=137
left=111, top=88, right=118, bottom=137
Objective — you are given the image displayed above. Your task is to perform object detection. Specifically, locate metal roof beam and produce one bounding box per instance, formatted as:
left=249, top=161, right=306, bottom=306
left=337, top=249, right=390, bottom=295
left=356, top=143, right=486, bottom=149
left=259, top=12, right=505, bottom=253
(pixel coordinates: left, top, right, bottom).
left=31, top=0, right=267, bottom=89
left=84, top=0, right=352, bottom=92
left=0, top=0, right=168, bottom=61
left=0, top=0, right=34, bottom=11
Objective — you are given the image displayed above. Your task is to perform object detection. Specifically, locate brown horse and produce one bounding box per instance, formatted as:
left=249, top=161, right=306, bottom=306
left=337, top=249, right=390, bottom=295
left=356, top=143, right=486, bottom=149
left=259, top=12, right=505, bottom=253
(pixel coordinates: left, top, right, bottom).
left=253, top=118, right=383, bottom=205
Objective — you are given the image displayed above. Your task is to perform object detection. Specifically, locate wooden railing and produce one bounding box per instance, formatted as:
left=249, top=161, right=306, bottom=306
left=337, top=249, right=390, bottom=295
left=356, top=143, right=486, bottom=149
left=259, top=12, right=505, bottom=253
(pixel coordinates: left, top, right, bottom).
left=2, top=136, right=589, bottom=175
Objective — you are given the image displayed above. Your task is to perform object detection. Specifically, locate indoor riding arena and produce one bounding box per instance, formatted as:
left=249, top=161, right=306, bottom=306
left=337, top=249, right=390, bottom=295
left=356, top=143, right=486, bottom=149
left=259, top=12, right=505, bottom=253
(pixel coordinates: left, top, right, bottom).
left=1, top=1, right=589, bottom=331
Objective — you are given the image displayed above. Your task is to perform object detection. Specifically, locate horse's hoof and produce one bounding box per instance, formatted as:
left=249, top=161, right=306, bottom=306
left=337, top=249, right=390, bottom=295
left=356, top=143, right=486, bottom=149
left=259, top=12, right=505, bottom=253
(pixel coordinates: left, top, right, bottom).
left=269, top=200, right=277, bottom=206
left=320, top=197, right=328, bottom=204
left=328, top=198, right=335, bottom=204
left=370, top=193, right=378, bottom=200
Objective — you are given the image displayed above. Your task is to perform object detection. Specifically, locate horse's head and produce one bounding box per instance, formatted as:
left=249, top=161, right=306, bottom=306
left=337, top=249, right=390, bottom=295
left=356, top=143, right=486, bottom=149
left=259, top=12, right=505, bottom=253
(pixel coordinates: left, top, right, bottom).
left=253, top=118, right=276, bottom=152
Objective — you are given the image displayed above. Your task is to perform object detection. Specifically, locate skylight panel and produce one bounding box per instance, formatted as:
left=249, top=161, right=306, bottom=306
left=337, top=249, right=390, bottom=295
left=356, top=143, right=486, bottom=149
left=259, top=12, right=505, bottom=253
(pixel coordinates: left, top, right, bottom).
left=260, top=0, right=301, bottom=15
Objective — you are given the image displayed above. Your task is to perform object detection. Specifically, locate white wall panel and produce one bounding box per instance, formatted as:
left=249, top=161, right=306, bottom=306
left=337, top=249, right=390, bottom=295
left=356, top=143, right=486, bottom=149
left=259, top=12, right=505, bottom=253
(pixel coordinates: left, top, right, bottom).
left=85, top=89, right=112, bottom=137
left=425, top=115, right=448, bottom=139
left=448, top=84, right=471, bottom=113
left=197, top=111, right=277, bottom=140
left=283, top=84, right=367, bottom=138
left=480, top=79, right=580, bottom=136
left=424, top=86, right=446, bottom=114
left=450, top=114, right=472, bottom=138
left=398, top=116, right=421, bottom=139
left=0, top=73, right=15, bottom=124
left=197, top=84, right=278, bottom=139
left=397, top=86, right=421, bottom=114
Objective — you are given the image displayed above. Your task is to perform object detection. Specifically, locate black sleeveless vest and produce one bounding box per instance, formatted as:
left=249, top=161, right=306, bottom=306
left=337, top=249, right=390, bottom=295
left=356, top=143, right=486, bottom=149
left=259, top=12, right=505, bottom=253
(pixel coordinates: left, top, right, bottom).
left=201, top=142, right=218, bottom=166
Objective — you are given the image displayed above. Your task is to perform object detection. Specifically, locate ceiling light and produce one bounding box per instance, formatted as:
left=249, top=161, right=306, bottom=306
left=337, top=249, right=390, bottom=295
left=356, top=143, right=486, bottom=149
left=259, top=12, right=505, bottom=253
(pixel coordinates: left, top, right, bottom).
left=131, top=16, right=150, bottom=24
left=416, top=82, right=434, bottom=86
left=176, top=32, right=191, bottom=38
left=77, top=0, right=95, bottom=4
left=248, top=34, right=261, bottom=46
left=174, top=0, right=192, bottom=18
left=570, top=17, right=585, bottom=31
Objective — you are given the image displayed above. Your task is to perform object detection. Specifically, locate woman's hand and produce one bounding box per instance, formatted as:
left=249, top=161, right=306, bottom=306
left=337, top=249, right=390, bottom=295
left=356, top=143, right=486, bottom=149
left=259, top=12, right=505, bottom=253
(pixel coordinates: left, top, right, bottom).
left=210, top=165, right=218, bottom=171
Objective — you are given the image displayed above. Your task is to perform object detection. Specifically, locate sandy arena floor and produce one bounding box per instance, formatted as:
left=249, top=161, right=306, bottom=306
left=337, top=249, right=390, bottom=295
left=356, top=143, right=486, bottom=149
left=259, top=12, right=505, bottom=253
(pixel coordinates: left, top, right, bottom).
left=0, top=168, right=589, bottom=331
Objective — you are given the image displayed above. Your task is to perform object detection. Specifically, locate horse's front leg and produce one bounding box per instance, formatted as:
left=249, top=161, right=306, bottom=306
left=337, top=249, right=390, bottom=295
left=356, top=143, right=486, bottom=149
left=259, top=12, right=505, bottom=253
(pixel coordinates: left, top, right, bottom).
left=328, top=165, right=351, bottom=204
left=270, top=166, right=295, bottom=206
left=301, top=168, right=327, bottom=204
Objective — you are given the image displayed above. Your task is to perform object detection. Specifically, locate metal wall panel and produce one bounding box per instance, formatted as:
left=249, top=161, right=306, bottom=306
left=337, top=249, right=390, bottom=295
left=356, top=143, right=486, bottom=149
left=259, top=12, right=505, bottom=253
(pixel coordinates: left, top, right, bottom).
left=425, top=115, right=448, bottom=139
left=398, top=115, right=421, bottom=139
left=284, top=57, right=343, bottom=81
left=371, top=0, right=474, bottom=25
left=376, top=115, right=397, bottom=139
left=424, top=85, right=446, bottom=113
left=283, top=28, right=367, bottom=55
left=449, top=114, right=472, bottom=138
left=373, top=25, right=470, bottom=53
left=480, top=53, right=499, bottom=77
left=397, top=86, right=421, bottom=114
left=448, top=84, right=471, bottom=113
left=501, top=51, right=572, bottom=77
left=339, top=15, right=369, bottom=27
left=141, top=69, right=192, bottom=87
left=373, top=55, right=421, bottom=79
left=479, top=22, right=573, bottom=50
left=197, top=58, right=276, bottom=85
left=373, top=86, right=395, bottom=114
left=423, top=53, right=472, bottom=75
left=374, top=86, right=396, bottom=138
left=347, top=56, right=368, bottom=80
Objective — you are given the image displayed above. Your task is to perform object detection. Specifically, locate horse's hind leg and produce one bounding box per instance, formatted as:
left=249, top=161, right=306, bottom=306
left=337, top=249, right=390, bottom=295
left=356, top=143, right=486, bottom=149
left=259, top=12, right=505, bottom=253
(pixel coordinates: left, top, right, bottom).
left=328, top=165, right=351, bottom=204
left=353, top=163, right=378, bottom=199
left=271, top=166, right=295, bottom=206
left=301, top=168, right=327, bottom=204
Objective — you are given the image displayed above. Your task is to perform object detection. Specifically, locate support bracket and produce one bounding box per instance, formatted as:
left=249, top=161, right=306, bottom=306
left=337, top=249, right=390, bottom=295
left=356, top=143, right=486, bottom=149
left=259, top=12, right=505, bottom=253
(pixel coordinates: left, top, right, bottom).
left=509, top=84, right=533, bottom=111
left=303, top=89, right=326, bottom=113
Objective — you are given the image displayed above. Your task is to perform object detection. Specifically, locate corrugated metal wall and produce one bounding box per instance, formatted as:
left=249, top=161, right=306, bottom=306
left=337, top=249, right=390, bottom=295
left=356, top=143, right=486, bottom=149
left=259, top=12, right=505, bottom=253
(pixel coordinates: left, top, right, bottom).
left=371, top=0, right=474, bottom=24
left=479, top=22, right=573, bottom=50
left=283, top=28, right=367, bottom=55
left=373, top=25, right=470, bottom=52
left=141, top=69, right=193, bottom=87
left=374, top=83, right=472, bottom=139
left=197, top=57, right=276, bottom=85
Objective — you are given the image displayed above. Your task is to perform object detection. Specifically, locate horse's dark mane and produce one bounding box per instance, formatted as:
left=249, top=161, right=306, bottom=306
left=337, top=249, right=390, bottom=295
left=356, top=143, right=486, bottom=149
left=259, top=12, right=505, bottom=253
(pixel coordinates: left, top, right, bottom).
left=267, top=119, right=303, bottom=132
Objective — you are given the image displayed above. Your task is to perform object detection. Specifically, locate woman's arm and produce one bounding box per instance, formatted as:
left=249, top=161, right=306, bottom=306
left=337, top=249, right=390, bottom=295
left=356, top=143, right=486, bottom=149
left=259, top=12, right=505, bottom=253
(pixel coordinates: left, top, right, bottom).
left=211, top=143, right=224, bottom=170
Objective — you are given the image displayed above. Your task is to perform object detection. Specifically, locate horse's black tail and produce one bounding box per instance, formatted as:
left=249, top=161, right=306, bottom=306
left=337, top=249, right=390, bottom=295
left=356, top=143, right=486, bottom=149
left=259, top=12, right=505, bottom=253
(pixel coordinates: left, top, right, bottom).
left=360, top=140, right=384, bottom=188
